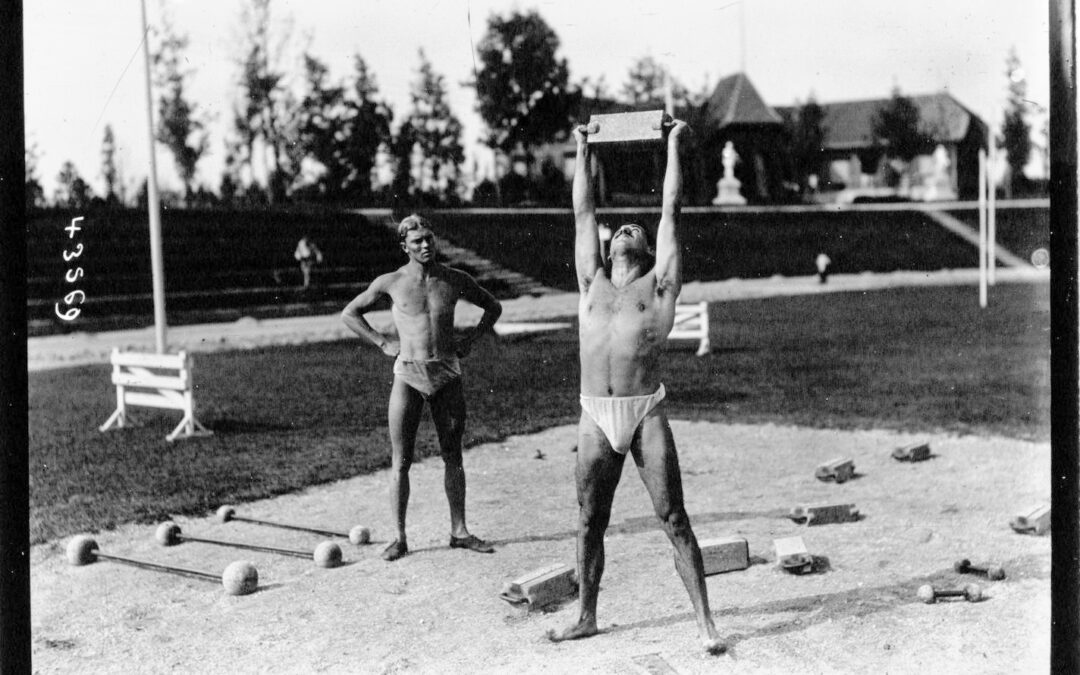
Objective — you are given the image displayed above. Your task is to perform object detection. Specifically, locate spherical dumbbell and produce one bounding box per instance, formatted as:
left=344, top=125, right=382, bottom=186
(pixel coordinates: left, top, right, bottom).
left=156, top=521, right=342, bottom=568
left=953, top=558, right=1006, bottom=581
left=917, top=583, right=982, bottom=604
left=66, top=534, right=258, bottom=596
left=216, top=505, right=371, bottom=546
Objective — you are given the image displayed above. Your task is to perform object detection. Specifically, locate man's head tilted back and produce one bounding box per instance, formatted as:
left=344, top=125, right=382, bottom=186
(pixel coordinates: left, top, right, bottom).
left=609, top=222, right=655, bottom=267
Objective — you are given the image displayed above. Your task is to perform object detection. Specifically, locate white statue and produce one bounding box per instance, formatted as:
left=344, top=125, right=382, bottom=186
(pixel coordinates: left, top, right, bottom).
left=722, top=141, right=738, bottom=179
left=713, top=141, right=747, bottom=205
left=923, top=144, right=957, bottom=201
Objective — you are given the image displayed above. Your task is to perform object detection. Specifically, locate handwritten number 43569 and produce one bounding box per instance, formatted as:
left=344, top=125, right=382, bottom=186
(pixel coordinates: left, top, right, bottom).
left=55, top=216, right=85, bottom=321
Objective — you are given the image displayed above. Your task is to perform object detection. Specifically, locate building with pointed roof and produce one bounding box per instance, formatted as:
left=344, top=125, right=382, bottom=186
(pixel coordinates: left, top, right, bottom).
left=693, top=72, right=791, bottom=203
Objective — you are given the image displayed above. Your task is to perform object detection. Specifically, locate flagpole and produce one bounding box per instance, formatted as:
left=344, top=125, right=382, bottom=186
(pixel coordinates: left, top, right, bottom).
left=140, top=0, right=168, bottom=353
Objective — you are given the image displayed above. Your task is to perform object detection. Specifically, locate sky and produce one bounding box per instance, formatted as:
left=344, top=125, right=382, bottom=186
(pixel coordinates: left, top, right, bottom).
left=23, top=0, right=1051, bottom=197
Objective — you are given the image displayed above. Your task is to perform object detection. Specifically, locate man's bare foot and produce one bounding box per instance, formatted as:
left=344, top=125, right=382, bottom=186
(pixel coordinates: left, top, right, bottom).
left=702, top=636, right=727, bottom=655
left=546, top=619, right=598, bottom=643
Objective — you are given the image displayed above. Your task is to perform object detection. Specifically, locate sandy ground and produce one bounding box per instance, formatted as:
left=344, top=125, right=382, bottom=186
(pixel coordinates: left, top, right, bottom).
left=28, top=268, right=1051, bottom=674
left=31, top=423, right=1050, bottom=674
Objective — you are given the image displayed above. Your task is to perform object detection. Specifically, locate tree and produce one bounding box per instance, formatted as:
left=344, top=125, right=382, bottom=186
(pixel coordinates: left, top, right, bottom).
left=873, top=87, right=929, bottom=163
left=340, top=54, right=393, bottom=201
left=472, top=9, right=579, bottom=152
left=293, top=53, right=350, bottom=201
left=1001, top=47, right=1032, bottom=196
left=398, top=49, right=464, bottom=204
left=152, top=4, right=210, bottom=204
left=100, top=124, right=120, bottom=205
left=578, top=74, right=611, bottom=101
left=25, top=142, right=45, bottom=209
left=621, top=54, right=690, bottom=109
left=54, top=161, right=93, bottom=209
left=781, top=95, right=827, bottom=191
left=232, top=0, right=298, bottom=204
left=292, top=52, right=394, bottom=203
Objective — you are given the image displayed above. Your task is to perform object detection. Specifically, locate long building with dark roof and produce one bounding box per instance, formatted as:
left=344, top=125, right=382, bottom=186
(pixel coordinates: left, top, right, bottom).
left=776, top=91, right=989, bottom=201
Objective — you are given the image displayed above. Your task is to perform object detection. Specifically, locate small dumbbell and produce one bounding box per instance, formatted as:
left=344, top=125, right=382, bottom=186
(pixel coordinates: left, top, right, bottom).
left=953, top=558, right=1006, bottom=581
left=917, top=583, right=982, bottom=604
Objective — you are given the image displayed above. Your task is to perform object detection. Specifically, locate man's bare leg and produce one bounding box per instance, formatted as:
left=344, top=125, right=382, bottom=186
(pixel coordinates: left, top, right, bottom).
left=634, top=409, right=726, bottom=655
left=430, top=379, right=469, bottom=539
left=384, top=378, right=423, bottom=560
left=548, top=416, right=625, bottom=642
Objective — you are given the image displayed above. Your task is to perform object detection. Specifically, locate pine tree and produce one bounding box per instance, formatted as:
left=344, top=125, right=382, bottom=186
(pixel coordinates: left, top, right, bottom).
left=399, top=50, right=464, bottom=204
left=621, top=55, right=690, bottom=109
left=1001, top=47, right=1032, bottom=196
left=152, top=3, right=209, bottom=205
left=232, top=0, right=297, bottom=204
left=782, top=96, right=827, bottom=192
left=100, top=124, right=120, bottom=205
left=55, top=161, right=94, bottom=209
left=341, top=54, right=393, bottom=202
left=25, top=142, right=45, bottom=209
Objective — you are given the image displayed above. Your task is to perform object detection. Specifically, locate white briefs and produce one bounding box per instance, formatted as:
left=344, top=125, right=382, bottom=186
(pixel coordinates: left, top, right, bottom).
left=579, top=384, right=666, bottom=454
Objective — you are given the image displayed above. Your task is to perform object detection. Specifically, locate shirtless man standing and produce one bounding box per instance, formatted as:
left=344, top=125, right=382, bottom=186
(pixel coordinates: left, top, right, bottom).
left=548, top=120, right=725, bottom=654
left=342, top=214, right=502, bottom=561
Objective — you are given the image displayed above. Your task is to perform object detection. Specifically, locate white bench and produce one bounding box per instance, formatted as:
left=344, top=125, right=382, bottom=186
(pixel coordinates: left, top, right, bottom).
left=99, top=349, right=212, bottom=442
left=668, top=301, right=711, bottom=356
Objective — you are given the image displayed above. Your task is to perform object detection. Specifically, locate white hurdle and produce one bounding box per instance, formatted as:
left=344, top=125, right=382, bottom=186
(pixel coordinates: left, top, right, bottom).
left=99, top=348, right=212, bottom=442
left=668, top=301, right=711, bottom=356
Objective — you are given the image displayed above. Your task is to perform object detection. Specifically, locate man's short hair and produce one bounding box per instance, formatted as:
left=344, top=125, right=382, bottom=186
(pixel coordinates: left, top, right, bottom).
left=398, top=214, right=433, bottom=241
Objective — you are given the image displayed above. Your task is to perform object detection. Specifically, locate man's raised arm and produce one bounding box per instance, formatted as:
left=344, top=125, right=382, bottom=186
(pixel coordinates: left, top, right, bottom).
left=654, top=120, right=688, bottom=298
left=573, top=125, right=601, bottom=293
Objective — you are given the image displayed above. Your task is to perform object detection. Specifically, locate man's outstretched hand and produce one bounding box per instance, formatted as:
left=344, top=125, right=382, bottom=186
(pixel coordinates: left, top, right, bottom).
left=667, top=119, right=690, bottom=143
left=573, top=124, right=591, bottom=146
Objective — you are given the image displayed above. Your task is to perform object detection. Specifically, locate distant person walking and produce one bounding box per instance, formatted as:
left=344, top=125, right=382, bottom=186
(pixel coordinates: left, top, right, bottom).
left=815, top=252, right=832, bottom=284
left=295, top=235, right=323, bottom=288
left=341, top=214, right=502, bottom=561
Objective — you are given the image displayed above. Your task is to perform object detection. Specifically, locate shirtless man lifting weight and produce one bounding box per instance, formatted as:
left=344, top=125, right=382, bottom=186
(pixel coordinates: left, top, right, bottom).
left=547, top=119, right=725, bottom=655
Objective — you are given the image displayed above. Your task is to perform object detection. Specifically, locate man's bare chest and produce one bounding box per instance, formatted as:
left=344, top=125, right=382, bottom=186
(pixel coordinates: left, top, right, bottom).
left=582, top=283, right=660, bottom=331
left=390, top=278, right=458, bottom=316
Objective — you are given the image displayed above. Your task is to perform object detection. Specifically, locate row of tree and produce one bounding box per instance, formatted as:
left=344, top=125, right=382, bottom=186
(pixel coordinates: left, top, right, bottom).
left=26, top=1, right=1042, bottom=210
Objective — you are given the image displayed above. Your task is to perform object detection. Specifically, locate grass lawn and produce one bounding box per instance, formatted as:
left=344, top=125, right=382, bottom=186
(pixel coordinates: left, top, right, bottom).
left=29, top=281, right=1049, bottom=545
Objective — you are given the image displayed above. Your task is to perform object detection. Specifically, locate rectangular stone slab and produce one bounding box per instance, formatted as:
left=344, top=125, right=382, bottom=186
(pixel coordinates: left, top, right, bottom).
left=814, top=457, right=855, bottom=483
left=585, top=110, right=668, bottom=144
left=790, top=503, right=860, bottom=526
left=1010, top=503, right=1050, bottom=535
left=499, top=563, right=576, bottom=608
left=774, top=536, right=812, bottom=572
left=892, top=442, right=931, bottom=462
left=698, top=536, right=749, bottom=575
